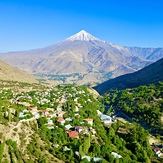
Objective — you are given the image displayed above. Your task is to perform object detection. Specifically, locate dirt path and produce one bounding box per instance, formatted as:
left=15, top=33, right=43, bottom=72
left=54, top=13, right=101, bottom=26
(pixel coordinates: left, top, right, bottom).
left=1, top=117, right=36, bottom=148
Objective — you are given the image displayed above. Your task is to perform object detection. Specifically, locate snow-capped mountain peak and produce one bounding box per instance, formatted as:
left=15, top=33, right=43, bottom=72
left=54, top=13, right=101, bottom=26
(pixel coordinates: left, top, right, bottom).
left=66, top=30, right=100, bottom=41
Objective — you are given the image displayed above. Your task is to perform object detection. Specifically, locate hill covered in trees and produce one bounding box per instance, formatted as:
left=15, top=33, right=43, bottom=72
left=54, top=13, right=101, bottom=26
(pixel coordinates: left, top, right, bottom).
left=103, top=82, right=163, bottom=136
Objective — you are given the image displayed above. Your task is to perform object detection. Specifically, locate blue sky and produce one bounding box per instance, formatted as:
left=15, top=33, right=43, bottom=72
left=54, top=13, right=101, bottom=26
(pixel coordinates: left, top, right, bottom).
left=0, top=0, right=163, bottom=52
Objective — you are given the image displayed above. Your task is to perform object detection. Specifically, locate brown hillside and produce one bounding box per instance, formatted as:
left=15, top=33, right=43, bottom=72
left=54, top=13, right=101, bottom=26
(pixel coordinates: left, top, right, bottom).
left=0, top=60, right=38, bottom=83
left=94, top=58, right=163, bottom=94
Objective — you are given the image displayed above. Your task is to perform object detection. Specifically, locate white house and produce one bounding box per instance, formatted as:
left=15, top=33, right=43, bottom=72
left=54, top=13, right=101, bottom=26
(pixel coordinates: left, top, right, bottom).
left=65, top=124, right=73, bottom=130
left=32, top=112, right=40, bottom=118
left=47, top=126, right=54, bottom=130
left=47, top=119, right=53, bottom=125
left=93, top=157, right=102, bottom=162
left=99, top=114, right=112, bottom=124
left=84, top=118, right=93, bottom=126
left=19, top=109, right=29, bottom=118
left=82, top=156, right=91, bottom=162
left=74, top=106, right=79, bottom=112
left=65, top=117, right=72, bottom=122
left=111, top=152, right=122, bottom=159
left=97, top=110, right=103, bottom=117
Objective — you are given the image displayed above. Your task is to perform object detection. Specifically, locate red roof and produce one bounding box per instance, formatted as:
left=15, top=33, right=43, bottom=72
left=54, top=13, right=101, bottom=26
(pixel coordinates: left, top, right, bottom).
left=153, top=147, right=160, bottom=153
left=68, top=131, right=79, bottom=138
left=57, top=118, right=65, bottom=122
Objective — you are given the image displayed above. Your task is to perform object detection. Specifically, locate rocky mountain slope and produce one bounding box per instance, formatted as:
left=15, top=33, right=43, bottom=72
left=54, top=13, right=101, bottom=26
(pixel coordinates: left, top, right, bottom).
left=0, top=60, right=38, bottom=83
left=0, top=30, right=162, bottom=85
left=94, top=58, right=163, bottom=94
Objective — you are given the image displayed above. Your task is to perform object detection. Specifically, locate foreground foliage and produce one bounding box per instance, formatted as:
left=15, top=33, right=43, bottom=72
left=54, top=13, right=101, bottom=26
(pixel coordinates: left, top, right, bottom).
left=0, top=80, right=160, bottom=162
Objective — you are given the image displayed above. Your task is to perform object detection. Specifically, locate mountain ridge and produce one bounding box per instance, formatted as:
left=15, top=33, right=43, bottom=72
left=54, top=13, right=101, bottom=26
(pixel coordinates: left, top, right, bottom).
left=0, top=30, right=162, bottom=85
left=94, top=57, right=163, bottom=94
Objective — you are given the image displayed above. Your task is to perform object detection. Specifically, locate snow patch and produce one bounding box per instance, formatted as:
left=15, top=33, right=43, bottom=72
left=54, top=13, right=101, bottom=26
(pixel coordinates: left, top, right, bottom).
left=66, top=30, right=100, bottom=41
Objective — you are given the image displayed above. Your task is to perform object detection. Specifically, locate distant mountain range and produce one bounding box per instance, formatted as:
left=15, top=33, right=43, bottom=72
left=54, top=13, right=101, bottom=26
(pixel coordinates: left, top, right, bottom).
left=0, top=60, right=38, bottom=83
left=0, top=30, right=163, bottom=85
left=94, top=58, right=163, bottom=94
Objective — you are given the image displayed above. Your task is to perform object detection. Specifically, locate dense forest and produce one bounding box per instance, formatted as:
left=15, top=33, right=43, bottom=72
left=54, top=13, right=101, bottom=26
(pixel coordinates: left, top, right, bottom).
left=103, top=82, right=163, bottom=136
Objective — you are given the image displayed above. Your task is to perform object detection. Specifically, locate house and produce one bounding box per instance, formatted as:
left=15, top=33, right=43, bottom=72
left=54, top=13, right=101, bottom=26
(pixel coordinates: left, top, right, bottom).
left=111, top=152, right=122, bottom=159
left=49, top=113, right=57, bottom=118
left=19, top=112, right=25, bottom=118
left=50, top=103, right=54, bottom=107
left=75, top=151, right=79, bottom=156
left=153, top=147, right=162, bottom=157
left=18, top=102, right=31, bottom=107
left=19, top=109, right=29, bottom=118
left=82, top=156, right=91, bottom=162
left=97, top=110, right=103, bottom=117
left=47, top=126, right=54, bottom=130
left=78, top=103, right=83, bottom=108
left=30, top=106, right=38, bottom=112
left=57, top=118, right=65, bottom=125
left=32, top=112, right=40, bottom=118
left=52, top=143, right=59, bottom=148
left=75, top=126, right=88, bottom=133
left=74, top=106, right=79, bottom=112
left=84, top=118, right=93, bottom=126
left=97, top=110, right=112, bottom=124
left=74, top=98, right=78, bottom=102
left=56, top=107, right=62, bottom=111
left=87, top=99, right=92, bottom=102
left=65, top=117, right=72, bottom=122
left=37, top=110, right=49, bottom=116
left=103, top=118, right=112, bottom=124
left=81, top=155, right=102, bottom=162
left=57, top=111, right=66, bottom=117
left=93, top=157, right=102, bottom=162
left=68, top=131, right=79, bottom=138
left=156, top=150, right=162, bottom=157
left=47, top=119, right=53, bottom=125
left=29, top=104, right=35, bottom=107
left=65, top=124, right=73, bottom=130
left=46, top=108, right=54, bottom=112
left=75, top=113, right=80, bottom=118
left=101, top=115, right=112, bottom=124
left=90, top=128, right=96, bottom=134
left=153, top=147, right=160, bottom=153
left=63, top=146, right=70, bottom=151
left=9, top=108, right=16, bottom=115
left=10, top=99, right=16, bottom=104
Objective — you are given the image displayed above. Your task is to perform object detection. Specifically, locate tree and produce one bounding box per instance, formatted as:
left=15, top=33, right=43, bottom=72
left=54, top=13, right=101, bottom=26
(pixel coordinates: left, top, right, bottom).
left=83, top=135, right=90, bottom=154
left=79, top=145, right=84, bottom=158
left=108, top=127, right=115, bottom=138
left=115, top=157, right=119, bottom=163
left=93, top=144, right=101, bottom=156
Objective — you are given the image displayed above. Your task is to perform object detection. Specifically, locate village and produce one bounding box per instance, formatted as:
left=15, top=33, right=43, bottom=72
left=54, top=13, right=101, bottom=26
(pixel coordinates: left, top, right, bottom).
left=0, top=84, right=124, bottom=162
left=0, top=83, right=163, bottom=162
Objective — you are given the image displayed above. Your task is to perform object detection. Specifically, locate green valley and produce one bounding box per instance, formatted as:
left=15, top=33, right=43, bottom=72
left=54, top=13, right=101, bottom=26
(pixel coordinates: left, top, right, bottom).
left=0, top=80, right=162, bottom=162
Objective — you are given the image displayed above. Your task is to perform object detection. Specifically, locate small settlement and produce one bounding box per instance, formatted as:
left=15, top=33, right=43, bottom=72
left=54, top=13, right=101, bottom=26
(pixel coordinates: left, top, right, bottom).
left=2, top=85, right=122, bottom=162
